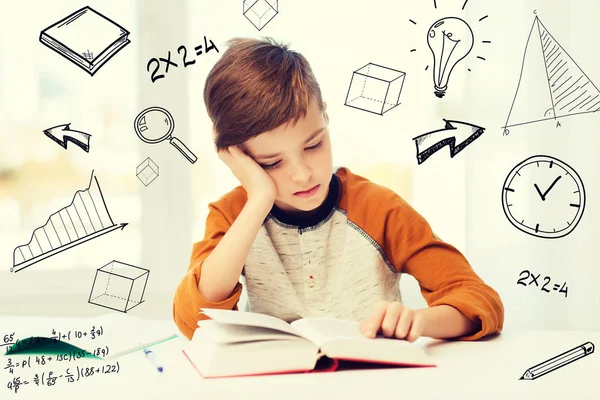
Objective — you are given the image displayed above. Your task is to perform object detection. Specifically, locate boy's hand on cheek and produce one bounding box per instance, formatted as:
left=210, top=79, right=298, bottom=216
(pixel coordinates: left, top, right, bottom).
left=359, top=301, right=425, bottom=342
left=216, top=145, right=278, bottom=206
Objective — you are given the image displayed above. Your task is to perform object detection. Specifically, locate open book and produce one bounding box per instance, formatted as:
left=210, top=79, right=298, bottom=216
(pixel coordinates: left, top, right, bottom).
left=183, top=308, right=436, bottom=378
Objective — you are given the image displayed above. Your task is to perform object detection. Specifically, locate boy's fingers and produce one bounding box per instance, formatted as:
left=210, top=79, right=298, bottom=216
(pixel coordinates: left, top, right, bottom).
left=360, top=301, right=390, bottom=338
left=380, top=302, right=403, bottom=337
left=405, top=314, right=424, bottom=343
left=394, top=307, right=415, bottom=340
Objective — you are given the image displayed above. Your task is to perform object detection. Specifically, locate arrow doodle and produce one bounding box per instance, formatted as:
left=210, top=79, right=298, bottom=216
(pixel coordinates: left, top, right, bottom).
left=43, top=123, right=92, bottom=152
left=412, top=119, right=485, bottom=165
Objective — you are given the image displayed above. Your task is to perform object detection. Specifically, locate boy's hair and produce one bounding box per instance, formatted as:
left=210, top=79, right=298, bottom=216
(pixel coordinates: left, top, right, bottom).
left=204, top=37, right=324, bottom=151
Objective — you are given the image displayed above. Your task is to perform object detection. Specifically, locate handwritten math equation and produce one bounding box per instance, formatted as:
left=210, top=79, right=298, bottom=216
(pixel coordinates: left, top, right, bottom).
left=4, top=347, right=109, bottom=374
left=147, top=35, right=219, bottom=83
left=517, top=269, right=569, bottom=297
left=2, top=325, right=104, bottom=355
left=6, top=361, right=120, bottom=394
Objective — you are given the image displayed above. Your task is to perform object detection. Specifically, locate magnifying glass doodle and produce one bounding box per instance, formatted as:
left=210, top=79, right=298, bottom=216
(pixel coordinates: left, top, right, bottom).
left=133, top=106, right=198, bottom=164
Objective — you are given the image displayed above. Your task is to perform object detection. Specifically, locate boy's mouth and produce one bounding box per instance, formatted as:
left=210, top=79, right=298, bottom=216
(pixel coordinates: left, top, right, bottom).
left=294, top=184, right=320, bottom=196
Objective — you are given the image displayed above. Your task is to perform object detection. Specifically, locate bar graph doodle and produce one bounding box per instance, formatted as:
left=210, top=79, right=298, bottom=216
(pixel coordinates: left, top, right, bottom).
left=11, top=171, right=127, bottom=273
left=503, top=15, right=600, bottom=134
left=519, top=342, right=595, bottom=380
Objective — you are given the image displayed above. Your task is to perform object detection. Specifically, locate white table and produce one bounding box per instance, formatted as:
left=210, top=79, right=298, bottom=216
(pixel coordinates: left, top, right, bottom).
left=1, top=317, right=598, bottom=399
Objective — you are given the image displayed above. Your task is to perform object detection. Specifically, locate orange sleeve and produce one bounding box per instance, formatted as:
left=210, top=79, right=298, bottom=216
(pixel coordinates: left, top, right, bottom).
left=172, top=201, right=243, bottom=340
left=383, top=196, right=504, bottom=341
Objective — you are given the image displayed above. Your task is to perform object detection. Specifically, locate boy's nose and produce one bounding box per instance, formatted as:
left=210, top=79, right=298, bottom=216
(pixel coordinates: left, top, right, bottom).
left=290, top=162, right=312, bottom=183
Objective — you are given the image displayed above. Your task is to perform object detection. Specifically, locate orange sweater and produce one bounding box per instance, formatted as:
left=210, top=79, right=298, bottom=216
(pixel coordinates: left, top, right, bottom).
left=173, top=167, right=504, bottom=340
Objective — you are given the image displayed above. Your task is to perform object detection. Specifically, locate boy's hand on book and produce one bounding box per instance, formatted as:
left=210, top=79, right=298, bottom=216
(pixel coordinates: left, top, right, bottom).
left=217, top=144, right=278, bottom=206
left=359, top=301, right=424, bottom=342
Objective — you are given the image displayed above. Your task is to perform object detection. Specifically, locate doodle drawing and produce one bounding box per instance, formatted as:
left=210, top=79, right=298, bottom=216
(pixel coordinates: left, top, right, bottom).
left=11, top=171, right=127, bottom=273
left=136, top=157, right=159, bottom=187
left=344, top=63, right=406, bottom=116
left=409, top=0, right=490, bottom=98
left=502, top=155, right=586, bottom=239
left=43, top=123, right=92, bottom=152
left=412, top=119, right=485, bottom=164
left=243, top=0, right=278, bottom=31
left=39, top=6, right=131, bottom=76
left=503, top=16, right=600, bottom=133
left=427, top=17, right=474, bottom=98
left=134, top=106, right=198, bottom=164
left=89, top=260, right=149, bottom=313
left=520, top=342, right=594, bottom=380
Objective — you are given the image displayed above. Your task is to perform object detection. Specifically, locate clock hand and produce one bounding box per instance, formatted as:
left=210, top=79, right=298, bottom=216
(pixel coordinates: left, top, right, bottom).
left=534, top=183, right=545, bottom=200
left=541, top=176, right=562, bottom=199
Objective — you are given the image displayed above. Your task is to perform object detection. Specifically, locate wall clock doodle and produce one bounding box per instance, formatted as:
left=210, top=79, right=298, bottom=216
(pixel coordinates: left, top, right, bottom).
left=501, top=155, right=586, bottom=239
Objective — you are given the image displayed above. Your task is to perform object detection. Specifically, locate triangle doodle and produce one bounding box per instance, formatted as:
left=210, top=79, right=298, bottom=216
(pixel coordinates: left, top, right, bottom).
left=503, top=16, right=600, bottom=131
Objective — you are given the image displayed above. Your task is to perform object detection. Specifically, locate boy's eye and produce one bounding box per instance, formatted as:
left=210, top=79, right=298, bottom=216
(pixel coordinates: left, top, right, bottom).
left=306, top=141, right=323, bottom=151
left=259, top=141, right=323, bottom=170
left=260, top=161, right=280, bottom=169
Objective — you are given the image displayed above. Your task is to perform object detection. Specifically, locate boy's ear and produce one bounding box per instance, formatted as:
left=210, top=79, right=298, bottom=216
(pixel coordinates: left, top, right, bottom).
left=323, top=101, right=329, bottom=123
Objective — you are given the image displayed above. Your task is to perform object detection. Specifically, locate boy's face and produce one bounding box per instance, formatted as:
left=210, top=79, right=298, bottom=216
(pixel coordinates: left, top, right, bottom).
left=241, top=99, right=333, bottom=215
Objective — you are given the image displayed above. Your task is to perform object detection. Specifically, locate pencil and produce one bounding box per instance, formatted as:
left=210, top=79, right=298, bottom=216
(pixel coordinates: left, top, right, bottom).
left=519, top=341, right=595, bottom=380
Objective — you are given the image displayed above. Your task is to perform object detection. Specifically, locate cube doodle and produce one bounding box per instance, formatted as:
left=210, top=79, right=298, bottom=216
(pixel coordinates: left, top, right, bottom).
left=88, top=260, right=149, bottom=313
left=243, top=0, right=278, bottom=31
left=136, top=157, right=159, bottom=186
left=344, top=63, right=406, bottom=116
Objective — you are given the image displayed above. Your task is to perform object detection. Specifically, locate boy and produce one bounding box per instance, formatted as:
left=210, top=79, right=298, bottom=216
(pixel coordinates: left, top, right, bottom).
left=173, top=37, right=504, bottom=342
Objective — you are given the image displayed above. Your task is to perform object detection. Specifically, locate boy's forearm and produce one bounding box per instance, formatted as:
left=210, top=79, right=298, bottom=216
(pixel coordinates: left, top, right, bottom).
left=417, top=305, right=481, bottom=339
left=198, top=200, right=272, bottom=302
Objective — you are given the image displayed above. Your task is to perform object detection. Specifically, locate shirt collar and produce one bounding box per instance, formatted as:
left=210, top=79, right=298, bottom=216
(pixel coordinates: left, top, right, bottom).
left=268, top=173, right=341, bottom=229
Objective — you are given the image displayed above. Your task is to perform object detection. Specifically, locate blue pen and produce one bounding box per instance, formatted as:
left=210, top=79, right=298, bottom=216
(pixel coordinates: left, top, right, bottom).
left=143, top=348, right=164, bottom=372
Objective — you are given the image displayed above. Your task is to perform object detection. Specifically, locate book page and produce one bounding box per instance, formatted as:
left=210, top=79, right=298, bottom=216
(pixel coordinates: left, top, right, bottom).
left=291, top=317, right=435, bottom=366
left=291, top=317, right=365, bottom=346
left=198, top=319, right=308, bottom=344
left=200, top=308, right=302, bottom=337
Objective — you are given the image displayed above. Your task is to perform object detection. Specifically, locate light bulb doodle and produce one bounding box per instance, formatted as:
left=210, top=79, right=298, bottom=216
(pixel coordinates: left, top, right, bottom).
left=427, top=17, right=474, bottom=98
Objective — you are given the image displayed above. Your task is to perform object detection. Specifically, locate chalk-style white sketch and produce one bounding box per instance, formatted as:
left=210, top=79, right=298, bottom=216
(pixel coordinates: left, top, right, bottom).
left=136, top=157, right=159, bottom=187
left=39, top=6, right=131, bottom=76
left=243, top=0, right=278, bottom=31
left=43, top=123, right=92, bottom=152
left=11, top=171, right=128, bottom=273
left=409, top=0, right=490, bottom=98
left=413, top=119, right=485, bottom=164
left=88, top=260, right=149, bottom=313
left=502, top=155, right=586, bottom=239
left=344, top=63, right=406, bottom=116
left=134, top=106, right=198, bottom=164
left=503, top=16, right=600, bottom=133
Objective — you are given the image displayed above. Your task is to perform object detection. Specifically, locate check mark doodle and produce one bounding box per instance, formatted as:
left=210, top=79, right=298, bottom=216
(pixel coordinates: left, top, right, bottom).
left=534, top=176, right=562, bottom=201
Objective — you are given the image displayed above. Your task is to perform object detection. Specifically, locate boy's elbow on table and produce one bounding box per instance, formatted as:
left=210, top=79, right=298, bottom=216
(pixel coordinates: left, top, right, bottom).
left=172, top=259, right=243, bottom=340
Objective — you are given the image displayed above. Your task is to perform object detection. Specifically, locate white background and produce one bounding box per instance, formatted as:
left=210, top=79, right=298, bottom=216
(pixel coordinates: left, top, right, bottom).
left=0, top=0, right=598, bottom=336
